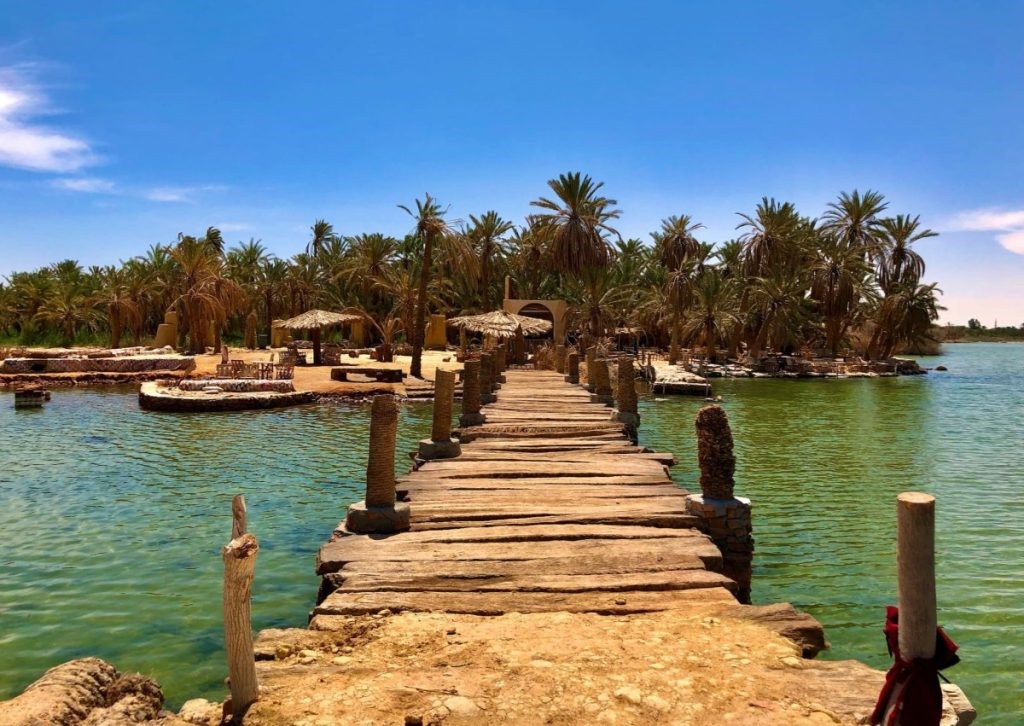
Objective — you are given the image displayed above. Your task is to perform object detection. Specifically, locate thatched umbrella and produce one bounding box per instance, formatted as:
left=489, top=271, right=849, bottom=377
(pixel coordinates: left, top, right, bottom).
left=447, top=310, right=552, bottom=339
left=274, top=309, right=361, bottom=365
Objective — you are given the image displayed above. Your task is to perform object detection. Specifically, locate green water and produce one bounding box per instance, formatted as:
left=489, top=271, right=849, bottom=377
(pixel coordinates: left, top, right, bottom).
left=0, top=344, right=1021, bottom=721
left=637, top=342, right=1023, bottom=723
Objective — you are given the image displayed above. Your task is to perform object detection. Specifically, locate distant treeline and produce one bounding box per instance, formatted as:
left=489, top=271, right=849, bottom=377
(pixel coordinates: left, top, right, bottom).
left=937, top=322, right=1024, bottom=342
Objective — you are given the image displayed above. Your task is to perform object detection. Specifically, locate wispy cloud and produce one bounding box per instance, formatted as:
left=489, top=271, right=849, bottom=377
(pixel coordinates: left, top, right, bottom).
left=0, top=65, right=97, bottom=172
left=946, top=207, right=1024, bottom=255
left=142, top=184, right=226, bottom=203
left=51, top=176, right=116, bottom=193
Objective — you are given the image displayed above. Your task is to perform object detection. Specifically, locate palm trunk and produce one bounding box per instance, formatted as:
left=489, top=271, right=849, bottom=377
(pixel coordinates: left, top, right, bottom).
left=668, top=308, right=681, bottom=365
left=109, top=307, right=122, bottom=349
left=481, top=252, right=490, bottom=310
left=264, top=290, right=274, bottom=345
left=411, top=234, right=434, bottom=379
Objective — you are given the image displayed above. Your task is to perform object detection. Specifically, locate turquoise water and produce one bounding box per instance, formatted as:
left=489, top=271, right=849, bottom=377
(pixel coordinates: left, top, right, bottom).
left=0, top=393, right=433, bottom=706
left=638, top=342, right=1023, bottom=723
left=0, top=344, right=1021, bottom=720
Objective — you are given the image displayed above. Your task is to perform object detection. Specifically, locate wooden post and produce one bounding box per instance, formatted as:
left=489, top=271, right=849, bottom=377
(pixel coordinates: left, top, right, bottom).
left=460, top=359, right=484, bottom=426
left=555, top=345, right=566, bottom=374
left=419, top=369, right=461, bottom=459
left=231, top=495, right=247, bottom=540
left=566, top=351, right=580, bottom=384
left=222, top=499, right=258, bottom=719
left=480, top=352, right=495, bottom=403
left=346, top=395, right=410, bottom=532
left=897, top=492, right=937, bottom=660
left=584, top=346, right=597, bottom=391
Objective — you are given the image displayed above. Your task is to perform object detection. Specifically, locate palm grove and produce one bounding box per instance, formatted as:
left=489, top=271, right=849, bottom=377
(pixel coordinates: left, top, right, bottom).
left=0, top=173, right=943, bottom=374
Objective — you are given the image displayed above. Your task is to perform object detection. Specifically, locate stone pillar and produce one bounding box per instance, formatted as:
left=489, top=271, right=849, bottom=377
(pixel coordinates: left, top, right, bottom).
left=611, top=356, right=639, bottom=439
left=345, top=395, right=410, bottom=533
left=684, top=405, right=752, bottom=603
left=584, top=347, right=597, bottom=391
left=480, top=352, right=496, bottom=404
left=459, top=359, right=485, bottom=426
left=494, top=343, right=507, bottom=383
left=419, top=369, right=461, bottom=460
left=591, top=358, right=613, bottom=405
left=555, top=345, right=567, bottom=374
left=565, top=352, right=580, bottom=384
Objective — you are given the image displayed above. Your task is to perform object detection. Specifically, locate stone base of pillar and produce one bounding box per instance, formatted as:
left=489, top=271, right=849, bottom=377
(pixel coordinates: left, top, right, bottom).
left=496, top=375, right=507, bottom=384
left=418, top=437, right=462, bottom=460
left=459, top=413, right=485, bottom=427
left=685, top=494, right=753, bottom=603
left=585, top=383, right=596, bottom=392
left=590, top=394, right=614, bottom=406
left=481, top=393, right=496, bottom=404
left=611, top=410, right=639, bottom=428
left=564, top=375, right=579, bottom=384
left=345, top=500, right=411, bottom=534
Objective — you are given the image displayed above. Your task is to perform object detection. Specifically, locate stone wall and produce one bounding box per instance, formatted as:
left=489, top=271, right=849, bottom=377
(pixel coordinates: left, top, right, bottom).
left=685, top=494, right=753, bottom=603
left=179, top=379, right=294, bottom=393
left=0, top=355, right=194, bottom=374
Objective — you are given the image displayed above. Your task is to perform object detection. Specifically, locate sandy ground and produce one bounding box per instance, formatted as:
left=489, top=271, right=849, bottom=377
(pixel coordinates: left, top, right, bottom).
left=192, top=348, right=463, bottom=397
left=175, top=608, right=889, bottom=726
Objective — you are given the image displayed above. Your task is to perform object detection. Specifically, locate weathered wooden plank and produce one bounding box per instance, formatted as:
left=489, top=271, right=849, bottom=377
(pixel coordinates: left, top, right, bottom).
left=450, top=450, right=676, bottom=465
left=416, top=460, right=667, bottom=478
left=335, top=568, right=734, bottom=594
left=405, top=484, right=685, bottom=499
left=409, top=512, right=697, bottom=531
left=400, top=476, right=681, bottom=489
left=312, top=587, right=737, bottom=617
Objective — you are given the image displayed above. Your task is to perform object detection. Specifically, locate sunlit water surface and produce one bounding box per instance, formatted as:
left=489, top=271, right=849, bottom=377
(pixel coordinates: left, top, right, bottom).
left=1, top=343, right=1021, bottom=720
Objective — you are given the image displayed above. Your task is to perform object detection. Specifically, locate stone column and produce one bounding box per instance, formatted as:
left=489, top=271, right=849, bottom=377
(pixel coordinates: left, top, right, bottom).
left=555, top=345, right=567, bottom=374
left=419, top=369, right=461, bottom=460
left=611, top=356, right=639, bottom=439
left=346, top=395, right=410, bottom=533
left=565, top=351, right=580, bottom=384
left=590, top=358, right=613, bottom=405
left=684, top=405, right=752, bottom=603
left=480, top=352, right=496, bottom=404
left=584, top=347, right=597, bottom=391
left=459, top=359, right=485, bottom=426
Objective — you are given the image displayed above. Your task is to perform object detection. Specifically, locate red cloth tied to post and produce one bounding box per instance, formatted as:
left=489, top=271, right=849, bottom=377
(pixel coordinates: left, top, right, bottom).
left=871, top=606, right=960, bottom=725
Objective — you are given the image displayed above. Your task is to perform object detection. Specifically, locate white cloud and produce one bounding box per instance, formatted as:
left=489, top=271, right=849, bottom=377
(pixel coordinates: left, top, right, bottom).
left=0, top=65, right=97, bottom=172
left=946, top=206, right=1024, bottom=255
left=51, top=177, right=116, bottom=193
left=142, top=184, right=226, bottom=203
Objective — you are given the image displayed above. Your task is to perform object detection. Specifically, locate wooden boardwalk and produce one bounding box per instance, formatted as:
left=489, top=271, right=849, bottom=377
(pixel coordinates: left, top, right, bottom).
left=314, top=368, right=742, bottom=618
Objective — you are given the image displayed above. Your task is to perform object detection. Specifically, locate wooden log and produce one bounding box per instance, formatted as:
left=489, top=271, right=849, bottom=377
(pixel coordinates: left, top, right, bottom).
left=897, top=492, right=937, bottom=660
left=231, top=494, right=247, bottom=539
left=365, top=395, right=398, bottom=507
left=222, top=532, right=259, bottom=718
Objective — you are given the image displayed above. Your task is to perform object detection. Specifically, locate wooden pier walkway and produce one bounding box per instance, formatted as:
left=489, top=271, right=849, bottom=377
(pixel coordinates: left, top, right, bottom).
left=314, top=368, right=741, bottom=618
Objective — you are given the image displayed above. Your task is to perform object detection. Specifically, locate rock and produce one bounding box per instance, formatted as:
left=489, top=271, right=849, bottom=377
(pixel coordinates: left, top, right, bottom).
left=780, top=656, right=803, bottom=668
left=529, top=659, right=554, bottom=668
left=935, top=365, right=948, bottom=371
left=614, top=686, right=643, bottom=705
left=178, top=698, right=222, bottom=725
left=331, top=656, right=352, bottom=666
left=443, top=696, right=481, bottom=717
left=298, top=649, right=318, bottom=659
left=940, top=683, right=976, bottom=725
left=645, top=694, right=671, bottom=711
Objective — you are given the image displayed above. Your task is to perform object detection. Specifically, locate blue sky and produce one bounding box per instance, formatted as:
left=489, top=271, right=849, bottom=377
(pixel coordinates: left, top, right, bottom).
left=1, top=1, right=1022, bottom=325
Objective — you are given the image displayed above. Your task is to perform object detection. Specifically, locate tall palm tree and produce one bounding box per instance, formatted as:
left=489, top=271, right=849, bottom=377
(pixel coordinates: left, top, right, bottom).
left=680, top=270, right=739, bottom=363
left=746, top=273, right=811, bottom=360
left=92, top=266, right=141, bottom=348
left=736, top=198, right=803, bottom=277
left=168, top=235, right=242, bottom=353
left=868, top=282, right=944, bottom=359
left=398, top=194, right=462, bottom=378
left=467, top=210, right=514, bottom=309
left=34, top=281, right=98, bottom=344
left=876, top=214, right=935, bottom=294
left=653, top=215, right=704, bottom=363
left=306, top=219, right=337, bottom=257
left=257, top=258, right=290, bottom=342
left=809, top=235, right=873, bottom=355
left=530, top=172, right=621, bottom=276
left=821, top=190, right=888, bottom=260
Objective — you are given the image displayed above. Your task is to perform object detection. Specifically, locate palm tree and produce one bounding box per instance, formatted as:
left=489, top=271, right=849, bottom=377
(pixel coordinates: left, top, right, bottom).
left=467, top=210, right=514, bottom=309
left=257, top=258, right=290, bottom=343
left=653, top=215, right=704, bottom=362
left=398, top=194, right=462, bottom=378
left=168, top=234, right=243, bottom=353
left=809, top=235, right=873, bottom=355
left=680, top=270, right=739, bottom=363
left=530, top=172, right=620, bottom=276
left=736, top=198, right=804, bottom=276
left=34, top=281, right=98, bottom=344
left=306, top=219, right=337, bottom=257
left=92, top=266, right=141, bottom=348
left=746, top=273, right=811, bottom=360
left=821, top=190, right=888, bottom=260
left=868, top=282, right=944, bottom=359
left=876, top=214, right=935, bottom=294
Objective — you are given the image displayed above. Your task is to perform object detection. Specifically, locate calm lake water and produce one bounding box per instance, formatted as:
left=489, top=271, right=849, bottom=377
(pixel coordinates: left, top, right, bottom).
left=0, top=343, right=1020, bottom=721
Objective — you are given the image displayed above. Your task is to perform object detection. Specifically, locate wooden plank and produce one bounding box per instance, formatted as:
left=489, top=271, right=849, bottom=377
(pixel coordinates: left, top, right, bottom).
left=335, top=569, right=735, bottom=594
left=416, top=460, right=667, bottom=478
left=400, top=476, right=681, bottom=489
left=312, top=587, right=737, bottom=617
left=409, top=512, right=697, bottom=531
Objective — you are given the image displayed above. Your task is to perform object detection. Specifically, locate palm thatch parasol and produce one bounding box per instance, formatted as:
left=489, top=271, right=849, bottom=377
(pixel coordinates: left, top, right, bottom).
left=447, top=310, right=552, bottom=339
left=275, top=309, right=361, bottom=365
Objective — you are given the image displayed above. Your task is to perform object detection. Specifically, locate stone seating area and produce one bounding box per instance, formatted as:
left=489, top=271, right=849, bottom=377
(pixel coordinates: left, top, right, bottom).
left=179, top=379, right=295, bottom=393
left=330, top=366, right=405, bottom=383
left=215, top=361, right=294, bottom=380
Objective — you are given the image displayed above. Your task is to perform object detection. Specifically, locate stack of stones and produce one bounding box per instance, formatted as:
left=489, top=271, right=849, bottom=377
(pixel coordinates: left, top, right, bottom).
left=684, top=405, right=753, bottom=603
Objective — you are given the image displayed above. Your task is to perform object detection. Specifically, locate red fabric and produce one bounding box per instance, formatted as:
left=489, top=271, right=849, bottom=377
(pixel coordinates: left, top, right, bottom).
left=870, top=606, right=960, bottom=725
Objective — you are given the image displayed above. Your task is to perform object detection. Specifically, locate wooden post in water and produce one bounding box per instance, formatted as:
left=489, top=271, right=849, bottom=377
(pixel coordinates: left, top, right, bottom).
left=419, top=369, right=461, bottom=460
left=222, top=496, right=259, bottom=720
left=460, top=359, right=484, bottom=426
left=897, top=492, right=937, bottom=660
left=565, top=351, right=580, bottom=384
left=345, top=396, right=410, bottom=533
